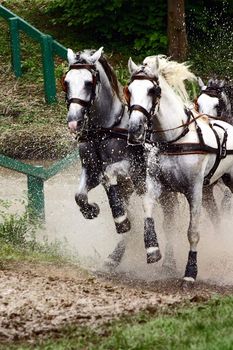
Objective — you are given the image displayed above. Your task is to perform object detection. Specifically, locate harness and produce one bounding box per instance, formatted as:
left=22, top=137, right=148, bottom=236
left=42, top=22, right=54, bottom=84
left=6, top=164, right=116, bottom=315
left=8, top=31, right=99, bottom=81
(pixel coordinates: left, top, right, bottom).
left=155, top=115, right=231, bottom=185
left=125, top=74, right=233, bottom=186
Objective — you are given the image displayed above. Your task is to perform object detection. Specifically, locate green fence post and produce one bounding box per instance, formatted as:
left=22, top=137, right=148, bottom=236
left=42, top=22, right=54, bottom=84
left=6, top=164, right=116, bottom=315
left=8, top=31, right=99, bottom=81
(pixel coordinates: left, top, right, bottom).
left=41, top=34, right=56, bottom=104
left=9, top=17, right=22, bottom=77
left=27, top=172, right=45, bottom=221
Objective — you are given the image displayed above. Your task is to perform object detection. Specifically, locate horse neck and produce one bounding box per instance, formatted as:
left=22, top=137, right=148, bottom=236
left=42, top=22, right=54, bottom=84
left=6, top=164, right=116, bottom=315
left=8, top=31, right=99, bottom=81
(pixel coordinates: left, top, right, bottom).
left=90, top=63, right=123, bottom=129
left=153, top=76, right=189, bottom=142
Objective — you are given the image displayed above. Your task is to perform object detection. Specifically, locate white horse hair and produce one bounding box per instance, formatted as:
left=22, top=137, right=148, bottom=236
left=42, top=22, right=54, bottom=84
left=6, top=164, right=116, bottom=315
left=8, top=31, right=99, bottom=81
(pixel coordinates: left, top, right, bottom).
left=143, top=55, right=196, bottom=103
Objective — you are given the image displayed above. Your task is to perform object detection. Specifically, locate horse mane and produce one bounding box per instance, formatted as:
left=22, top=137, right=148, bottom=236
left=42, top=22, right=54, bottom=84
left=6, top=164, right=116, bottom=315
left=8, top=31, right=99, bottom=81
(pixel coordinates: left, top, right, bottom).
left=143, top=55, right=197, bottom=103
left=99, top=55, right=121, bottom=99
left=75, top=50, right=121, bottom=100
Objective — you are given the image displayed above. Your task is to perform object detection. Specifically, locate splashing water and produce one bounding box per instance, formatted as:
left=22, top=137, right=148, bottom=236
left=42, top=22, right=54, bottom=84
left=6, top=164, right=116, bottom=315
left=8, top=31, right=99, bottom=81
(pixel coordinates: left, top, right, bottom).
left=1, top=163, right=232, bottom=285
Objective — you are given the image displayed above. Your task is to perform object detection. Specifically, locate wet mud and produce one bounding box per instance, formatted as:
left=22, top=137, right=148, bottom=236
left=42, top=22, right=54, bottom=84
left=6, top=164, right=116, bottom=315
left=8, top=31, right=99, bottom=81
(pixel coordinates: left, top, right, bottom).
left=0, top=164, right=233, bottom=342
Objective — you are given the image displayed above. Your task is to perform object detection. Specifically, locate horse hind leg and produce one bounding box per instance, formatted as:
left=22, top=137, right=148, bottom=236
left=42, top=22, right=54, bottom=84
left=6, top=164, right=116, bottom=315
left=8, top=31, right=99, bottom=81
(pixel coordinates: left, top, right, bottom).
left=219, top=177, right=232, bottom=215
left=104, top=238, right=126, bottom=271
left=183, top=183, right=202, bottom=284
left=159, top=192, right=177, bottom=275
left=202, top=184, right=220, bottom=230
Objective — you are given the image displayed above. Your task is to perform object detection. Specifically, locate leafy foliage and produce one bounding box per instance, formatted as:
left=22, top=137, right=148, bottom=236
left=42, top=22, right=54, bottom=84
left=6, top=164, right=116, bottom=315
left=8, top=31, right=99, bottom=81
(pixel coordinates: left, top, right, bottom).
left=186, top=0, right=233, bottom=78
left=43, top=0, right=167, bottom=54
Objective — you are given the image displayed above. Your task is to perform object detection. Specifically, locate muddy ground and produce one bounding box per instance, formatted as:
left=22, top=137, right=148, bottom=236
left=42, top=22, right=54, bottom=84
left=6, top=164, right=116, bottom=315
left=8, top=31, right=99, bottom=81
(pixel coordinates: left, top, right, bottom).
left=0, top=261, right=232, bottom=343
left=1, top=167, right=233, bottom=344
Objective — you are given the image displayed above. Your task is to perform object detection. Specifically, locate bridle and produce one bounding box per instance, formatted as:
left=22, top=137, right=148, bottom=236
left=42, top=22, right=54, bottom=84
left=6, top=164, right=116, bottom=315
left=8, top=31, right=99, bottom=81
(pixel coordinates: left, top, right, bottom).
left=62, top=61, right=128, bottom=142
left=124, top=73, right=206, bottom=144
left=124, top=73, right=161, bottom=128
left=61, top=63, right=100, bottom=112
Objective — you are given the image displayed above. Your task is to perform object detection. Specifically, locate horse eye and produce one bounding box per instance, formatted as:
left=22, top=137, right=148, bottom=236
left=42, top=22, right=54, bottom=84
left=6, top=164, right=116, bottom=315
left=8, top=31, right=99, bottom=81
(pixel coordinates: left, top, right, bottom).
left=148, top=87, right=156, bottom=95
left=85, top=81, right=93, bottom=89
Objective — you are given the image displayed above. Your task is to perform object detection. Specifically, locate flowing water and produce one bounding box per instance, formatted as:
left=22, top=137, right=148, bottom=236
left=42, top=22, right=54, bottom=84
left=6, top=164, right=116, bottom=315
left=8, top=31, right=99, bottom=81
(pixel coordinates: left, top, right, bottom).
left=0, top=161, right=232, bottom=286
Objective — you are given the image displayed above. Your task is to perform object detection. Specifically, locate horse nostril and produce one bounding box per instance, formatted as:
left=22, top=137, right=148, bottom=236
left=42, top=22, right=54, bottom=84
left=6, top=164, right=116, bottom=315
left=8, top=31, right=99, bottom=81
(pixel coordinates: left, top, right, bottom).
left=138, top=123, right=143, bottom=133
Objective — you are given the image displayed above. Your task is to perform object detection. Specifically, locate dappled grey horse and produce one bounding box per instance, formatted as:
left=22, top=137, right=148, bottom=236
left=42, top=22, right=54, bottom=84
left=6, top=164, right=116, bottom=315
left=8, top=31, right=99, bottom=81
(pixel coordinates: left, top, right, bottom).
left=62, top=47, right=146, bottom=267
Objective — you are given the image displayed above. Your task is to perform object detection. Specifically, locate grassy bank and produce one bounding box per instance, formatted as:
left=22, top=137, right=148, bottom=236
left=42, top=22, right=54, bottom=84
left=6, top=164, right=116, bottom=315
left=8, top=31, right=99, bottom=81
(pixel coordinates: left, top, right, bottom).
left=1, top=295, right=232, bottom=350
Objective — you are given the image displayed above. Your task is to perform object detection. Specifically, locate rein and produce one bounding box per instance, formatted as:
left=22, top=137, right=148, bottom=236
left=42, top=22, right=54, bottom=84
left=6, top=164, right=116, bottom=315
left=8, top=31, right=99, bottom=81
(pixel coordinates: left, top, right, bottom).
left=151, top=112, right=205, bottom=134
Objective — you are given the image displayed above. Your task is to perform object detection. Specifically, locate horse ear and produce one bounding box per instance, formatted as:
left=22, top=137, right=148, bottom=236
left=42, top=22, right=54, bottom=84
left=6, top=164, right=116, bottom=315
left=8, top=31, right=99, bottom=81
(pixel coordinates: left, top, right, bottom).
left=90, top=47, right=104, bottom=63
left=219, top=80, right=225, bottom=88
left=123, top=85, right=131, bottom=105
left=207, top=78, right=214, bottom=87
left=128, top=57, right=138, bottom=75
left=67, top=48, right=76, bottom=65
left=197, top=77, right=205, bottom=88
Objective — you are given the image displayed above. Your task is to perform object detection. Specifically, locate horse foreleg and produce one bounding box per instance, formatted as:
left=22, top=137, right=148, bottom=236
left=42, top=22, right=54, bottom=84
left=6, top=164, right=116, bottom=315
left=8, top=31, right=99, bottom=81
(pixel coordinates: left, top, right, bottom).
left=184, top=184, right=202, bottom=282
left=105, top=184, right=131, bottom=233
left=160, top=192, right=177, bottom=274
left=75, top=168, right=100, bottom=219
left=143, top=175, right=162, bottom=264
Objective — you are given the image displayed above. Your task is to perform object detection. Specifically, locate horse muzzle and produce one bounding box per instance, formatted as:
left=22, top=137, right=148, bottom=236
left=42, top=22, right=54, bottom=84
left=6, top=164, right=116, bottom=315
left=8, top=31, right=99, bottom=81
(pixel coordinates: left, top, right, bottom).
left=67, top=120, right=84, bottom=133
left=127, top=125, right=145, bottom=145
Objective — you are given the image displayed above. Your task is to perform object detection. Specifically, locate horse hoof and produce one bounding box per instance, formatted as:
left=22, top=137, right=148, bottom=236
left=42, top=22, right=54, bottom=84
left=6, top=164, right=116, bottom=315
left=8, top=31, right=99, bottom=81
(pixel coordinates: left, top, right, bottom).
left=103, top=258, right=119, bottom=273
left=80, top=203, right=100, bottom=219
left=115, top=218, right=131, bottom=233
left=181, top=277, right=195, bottom=290
left=147, top=248, right=162, bottom=264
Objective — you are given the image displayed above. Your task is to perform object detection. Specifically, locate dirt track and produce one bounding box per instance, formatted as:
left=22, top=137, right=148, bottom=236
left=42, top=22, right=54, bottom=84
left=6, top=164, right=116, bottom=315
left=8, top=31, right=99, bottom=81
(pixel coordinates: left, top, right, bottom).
left=1, top=167, right=233, bottom=343
left=0, top=261, right=232, bottom=343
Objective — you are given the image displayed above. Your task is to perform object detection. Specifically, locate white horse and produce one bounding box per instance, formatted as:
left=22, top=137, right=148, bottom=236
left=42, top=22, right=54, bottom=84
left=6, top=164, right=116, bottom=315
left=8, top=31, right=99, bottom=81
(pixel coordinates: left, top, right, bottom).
left=197, top=77, right=232, bottom=123
left=63, top=47, right=147, bottom=268
left=197, top=77, right=233, bottom=213
left=125, top=55, right=233, bottom=283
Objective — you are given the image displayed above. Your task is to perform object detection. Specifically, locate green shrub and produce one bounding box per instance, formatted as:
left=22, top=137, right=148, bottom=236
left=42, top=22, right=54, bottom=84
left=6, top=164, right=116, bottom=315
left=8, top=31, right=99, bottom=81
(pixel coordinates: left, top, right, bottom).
left=42, top=0, right=167, bottom=54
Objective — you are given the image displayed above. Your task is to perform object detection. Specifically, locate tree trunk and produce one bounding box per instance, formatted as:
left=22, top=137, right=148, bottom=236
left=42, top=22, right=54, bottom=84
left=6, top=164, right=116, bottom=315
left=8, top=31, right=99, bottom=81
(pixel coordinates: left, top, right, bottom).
left=167, top=0, right=188, bottom=61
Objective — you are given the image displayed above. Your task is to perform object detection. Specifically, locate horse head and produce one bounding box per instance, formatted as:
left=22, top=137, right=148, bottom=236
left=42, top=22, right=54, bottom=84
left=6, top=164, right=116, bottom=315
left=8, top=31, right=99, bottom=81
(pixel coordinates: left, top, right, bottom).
left=125, top=57, right=161, bottom=145
left=63, top=47, right=103, bottom=133
left=197, top=77, right=232, bottom=120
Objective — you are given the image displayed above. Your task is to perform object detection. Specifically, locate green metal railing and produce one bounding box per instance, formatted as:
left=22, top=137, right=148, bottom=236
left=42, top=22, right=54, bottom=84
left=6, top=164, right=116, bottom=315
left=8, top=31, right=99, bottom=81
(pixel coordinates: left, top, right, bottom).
left=0, top=4, right=67, bottom=103
left=0, top=5, right=80, bottom=221
left=0, top=151, right=80, bottom=220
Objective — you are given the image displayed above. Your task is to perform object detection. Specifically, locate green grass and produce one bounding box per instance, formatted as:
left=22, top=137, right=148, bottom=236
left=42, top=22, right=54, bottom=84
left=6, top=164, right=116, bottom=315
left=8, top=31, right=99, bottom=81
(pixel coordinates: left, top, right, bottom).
left=1, top=295, right=232, bottom=350
left=0, top=200, right=72, bottom=266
